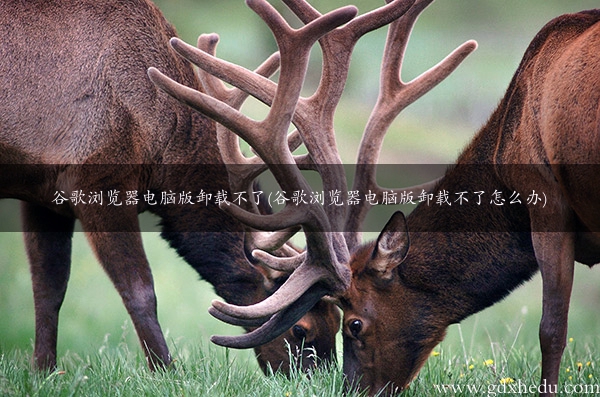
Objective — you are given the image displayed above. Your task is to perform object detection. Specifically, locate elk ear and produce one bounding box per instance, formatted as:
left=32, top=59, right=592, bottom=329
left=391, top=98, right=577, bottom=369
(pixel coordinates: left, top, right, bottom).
left=369, top=211, right=410, bottom=279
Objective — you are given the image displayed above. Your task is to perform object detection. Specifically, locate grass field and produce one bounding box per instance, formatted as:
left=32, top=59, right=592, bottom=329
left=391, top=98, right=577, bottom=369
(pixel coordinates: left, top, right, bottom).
left=2, top=228, right=600, bottom=395
left=1, top=316, right=599, bottom=396
left=2, top=0, right=600, bottom=396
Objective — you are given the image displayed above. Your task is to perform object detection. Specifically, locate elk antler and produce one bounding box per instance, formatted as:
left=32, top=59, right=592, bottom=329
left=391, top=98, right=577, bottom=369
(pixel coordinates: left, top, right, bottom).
left=192, top=33, right=302, bottom=255
left=346, top=0, right=477, bottom=248
left=277, top=0, right=420, bottom=234
left=148, top=0, right=476, bottom=349
left=149, top=0, right=356, bottom=347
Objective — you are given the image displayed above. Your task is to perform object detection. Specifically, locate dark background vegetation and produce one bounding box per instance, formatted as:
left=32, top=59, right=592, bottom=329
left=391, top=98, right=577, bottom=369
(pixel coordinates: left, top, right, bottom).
left=1, top=0, right=599, bottom=373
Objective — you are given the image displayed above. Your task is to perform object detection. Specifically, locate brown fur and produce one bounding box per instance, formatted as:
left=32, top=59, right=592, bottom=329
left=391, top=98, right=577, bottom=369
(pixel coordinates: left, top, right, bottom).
left=0, top=0, right=338, bottom=374
left=342, top=10, right=600, bottom=396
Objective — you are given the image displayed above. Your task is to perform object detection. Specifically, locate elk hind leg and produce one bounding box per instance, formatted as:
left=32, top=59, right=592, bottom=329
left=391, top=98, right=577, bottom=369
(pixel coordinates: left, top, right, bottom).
left=21, top=202, right=75, bottom=370
left=79, top=206, right=170, bottom=370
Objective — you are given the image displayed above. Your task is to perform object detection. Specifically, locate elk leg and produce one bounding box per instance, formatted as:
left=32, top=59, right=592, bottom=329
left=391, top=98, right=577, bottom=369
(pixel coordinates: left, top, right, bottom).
left=21, top=202, right=75, bottom=371
left=532, top=230, right=575, bottom=396
left=78, top=206, right=170, bottom=370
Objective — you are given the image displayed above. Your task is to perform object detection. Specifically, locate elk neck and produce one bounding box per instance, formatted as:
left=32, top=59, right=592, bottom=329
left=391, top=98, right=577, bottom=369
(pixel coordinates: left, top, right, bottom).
left=398, top=119, right=542, bottom=327
left=389, top=10, right=597, bottom=325
left=143, top=111, right=269, bottom=308
left=157, top=209, right=267, bottom=308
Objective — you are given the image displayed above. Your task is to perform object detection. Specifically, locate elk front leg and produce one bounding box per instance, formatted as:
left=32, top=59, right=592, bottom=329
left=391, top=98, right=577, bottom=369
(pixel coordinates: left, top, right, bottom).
left=78, top=206, right=170, bottom=371
left=532, top=230, right=575, bottom=397
left=21, top=202, right=75, bottom=371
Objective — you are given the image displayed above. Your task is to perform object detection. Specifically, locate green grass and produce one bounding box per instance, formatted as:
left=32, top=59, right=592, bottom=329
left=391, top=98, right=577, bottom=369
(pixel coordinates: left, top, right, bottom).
left=1, top=321, right=599, bottom=396
left=405, top=334, right=600, bottom=396
left=3, top=230, right=599, bottom=395
left=0, top=330, right=353, bottom=397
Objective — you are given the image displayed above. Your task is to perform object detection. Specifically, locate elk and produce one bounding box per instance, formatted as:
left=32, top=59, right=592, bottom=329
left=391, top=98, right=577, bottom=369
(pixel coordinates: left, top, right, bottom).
left=150, top=0, right=600, bottom=396
left=337, top=9, right=600, bottom=394
left=0, top=0, right=343, bottom=375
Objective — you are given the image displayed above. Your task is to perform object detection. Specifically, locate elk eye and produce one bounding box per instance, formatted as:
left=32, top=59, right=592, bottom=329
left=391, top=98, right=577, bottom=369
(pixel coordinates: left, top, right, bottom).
left=349, top=319, right=363, bottom=338
left=292, top=324, right=307, bottom=340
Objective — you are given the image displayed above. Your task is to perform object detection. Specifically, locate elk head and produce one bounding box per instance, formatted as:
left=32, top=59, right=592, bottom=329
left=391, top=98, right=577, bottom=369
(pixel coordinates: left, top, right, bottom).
left=340, top=212, right=449, bottom=393
left=149, top=0, right=475, bottom=392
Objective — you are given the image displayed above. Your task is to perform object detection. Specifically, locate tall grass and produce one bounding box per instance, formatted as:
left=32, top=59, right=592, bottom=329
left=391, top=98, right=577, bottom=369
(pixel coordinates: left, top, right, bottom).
left=0, top=324, right=353, bottom=397
left=405, top=326, right=599, bottom=396
left=1, top=320, right=598, bottom=396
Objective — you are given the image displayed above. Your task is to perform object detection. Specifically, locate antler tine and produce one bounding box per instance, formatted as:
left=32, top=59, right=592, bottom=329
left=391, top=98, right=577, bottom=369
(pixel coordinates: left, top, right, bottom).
left=282, top=0, right=418, bottom=130
left=246, top=0, right=356, bottom=145
left=345, top=0, right=477, bottom=248
left=155, top=2, right=356, bottom=161
left=193, top=34, right=277, bottom=191
left=252, top=249, right=306, bottom=272
left=210, top=282, right=331, bottom=348
left=210, top=253, right=333, bottom=319
left=377, top=0, right=478, bottom=112
left=168, top=36, right=305, bottom=167
left=172, top=36, right=277, bottom=116
left=195, top=32, right=280, bottom=125
left=182, top=35, right=309, bottom=159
